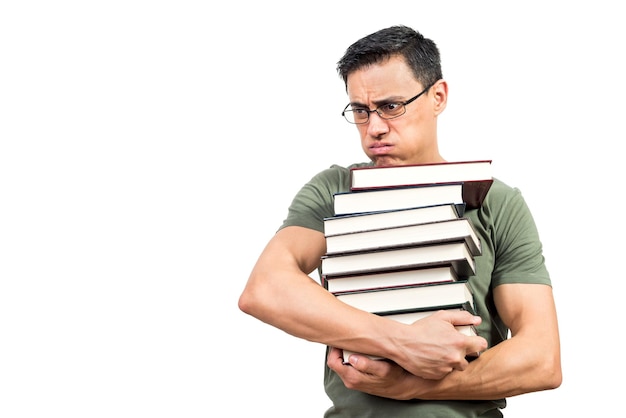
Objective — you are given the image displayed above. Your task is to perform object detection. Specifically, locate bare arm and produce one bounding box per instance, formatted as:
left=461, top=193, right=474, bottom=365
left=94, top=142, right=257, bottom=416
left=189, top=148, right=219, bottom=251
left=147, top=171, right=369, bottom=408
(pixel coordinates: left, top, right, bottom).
left=238, top=226, right=487, bottom=379
left=331, top=282, right=562, bottom=400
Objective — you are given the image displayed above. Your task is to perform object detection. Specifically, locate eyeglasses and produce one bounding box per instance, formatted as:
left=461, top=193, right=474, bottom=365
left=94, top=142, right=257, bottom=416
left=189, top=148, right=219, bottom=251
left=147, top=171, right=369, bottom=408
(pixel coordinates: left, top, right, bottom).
left=341, top=83, right=433, bottom=124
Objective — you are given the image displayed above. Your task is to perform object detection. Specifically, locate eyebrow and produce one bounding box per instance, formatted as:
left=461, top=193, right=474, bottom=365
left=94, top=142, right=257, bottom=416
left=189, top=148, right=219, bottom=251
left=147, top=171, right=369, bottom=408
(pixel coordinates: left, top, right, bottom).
left=349, top=96, right=406, bottom=108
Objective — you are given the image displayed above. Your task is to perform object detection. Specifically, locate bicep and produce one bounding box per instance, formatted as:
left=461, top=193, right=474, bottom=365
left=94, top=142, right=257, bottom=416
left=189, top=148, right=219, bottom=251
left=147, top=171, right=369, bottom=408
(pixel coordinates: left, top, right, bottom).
left=493, top=283, right=558, bottom=339
left=256, top=226, right=327, bottom=276
left=492, top=283, right=562, bottom=390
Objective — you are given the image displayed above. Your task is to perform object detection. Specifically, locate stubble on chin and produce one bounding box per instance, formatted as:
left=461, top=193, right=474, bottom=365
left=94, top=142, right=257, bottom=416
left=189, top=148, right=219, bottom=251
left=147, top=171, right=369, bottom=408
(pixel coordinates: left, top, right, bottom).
left=371, top=156, right=403, bottom=167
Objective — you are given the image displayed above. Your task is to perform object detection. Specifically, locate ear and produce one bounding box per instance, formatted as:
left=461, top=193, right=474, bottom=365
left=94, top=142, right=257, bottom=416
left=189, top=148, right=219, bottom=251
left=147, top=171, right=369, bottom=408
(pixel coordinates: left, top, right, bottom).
left=432, top=80, right=448, bottom=116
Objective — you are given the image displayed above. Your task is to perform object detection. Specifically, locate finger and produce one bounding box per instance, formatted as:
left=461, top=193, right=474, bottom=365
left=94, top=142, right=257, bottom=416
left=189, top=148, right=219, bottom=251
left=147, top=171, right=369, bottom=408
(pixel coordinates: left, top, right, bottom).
left=466, top=335, right=488, bottom=355
left=450, top=357, right=470, bottom=372
left=347, top=353, right=389, bottom=375
left=328, top=346, right=342, bottom=359
left=326, top=347, right=346, bottom=369
left=440, top=310, right=483, bottom=326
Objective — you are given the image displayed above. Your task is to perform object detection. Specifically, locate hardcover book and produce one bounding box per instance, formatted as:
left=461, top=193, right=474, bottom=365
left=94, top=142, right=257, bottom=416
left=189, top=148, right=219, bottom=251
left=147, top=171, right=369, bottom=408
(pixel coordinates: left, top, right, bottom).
left=323, top=203, right=465, bottom=237
left=322, top=265, right=459, bottom=294
left=349, top=160, right=493, bottom=209
left=320, top=241, right=476, bottom=278
left=324, top=217, right=481, bottom=256
left=333, top=280, right=475, bottom=315
left=333, top=183, right=464, bottom=216
left=380, top=301, right=476, bottom=322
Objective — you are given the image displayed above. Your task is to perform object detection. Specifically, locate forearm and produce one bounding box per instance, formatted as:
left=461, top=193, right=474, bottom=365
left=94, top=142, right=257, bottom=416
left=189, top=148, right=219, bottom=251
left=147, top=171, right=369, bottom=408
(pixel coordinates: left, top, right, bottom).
left=240, top=262, right=398, bottom=356
left=415, top=328, right=561, bottom=400
left=419, top=341, right=518, bottom=399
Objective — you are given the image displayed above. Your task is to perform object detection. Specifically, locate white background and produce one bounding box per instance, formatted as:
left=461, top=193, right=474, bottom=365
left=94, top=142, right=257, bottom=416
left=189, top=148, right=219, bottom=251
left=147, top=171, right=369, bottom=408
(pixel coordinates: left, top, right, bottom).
left=1, top=1, right=624, bottom=417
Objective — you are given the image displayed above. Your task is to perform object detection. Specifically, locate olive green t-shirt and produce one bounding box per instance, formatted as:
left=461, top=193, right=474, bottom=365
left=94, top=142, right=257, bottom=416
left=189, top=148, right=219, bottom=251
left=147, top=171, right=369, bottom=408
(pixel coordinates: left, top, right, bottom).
left=280, top=163, right=551, bottom=418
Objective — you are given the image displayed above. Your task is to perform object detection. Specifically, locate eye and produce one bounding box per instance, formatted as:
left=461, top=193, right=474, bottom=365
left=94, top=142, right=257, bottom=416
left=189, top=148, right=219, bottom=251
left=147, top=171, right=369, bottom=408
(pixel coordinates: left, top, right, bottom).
left=352, top=108, right=369, bottom=115
left=380, top=103, right=403, bottom=113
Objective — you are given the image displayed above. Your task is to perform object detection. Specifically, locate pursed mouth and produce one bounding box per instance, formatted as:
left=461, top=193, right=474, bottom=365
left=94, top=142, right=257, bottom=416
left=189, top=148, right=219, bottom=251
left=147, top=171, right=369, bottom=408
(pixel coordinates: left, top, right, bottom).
left=369, top=142, right=393, bottom=149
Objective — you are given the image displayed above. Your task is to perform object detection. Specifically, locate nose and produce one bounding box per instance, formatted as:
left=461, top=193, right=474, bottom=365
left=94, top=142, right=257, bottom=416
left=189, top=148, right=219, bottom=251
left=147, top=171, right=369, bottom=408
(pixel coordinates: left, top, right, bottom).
left=366, top=111, right=389, bottom=138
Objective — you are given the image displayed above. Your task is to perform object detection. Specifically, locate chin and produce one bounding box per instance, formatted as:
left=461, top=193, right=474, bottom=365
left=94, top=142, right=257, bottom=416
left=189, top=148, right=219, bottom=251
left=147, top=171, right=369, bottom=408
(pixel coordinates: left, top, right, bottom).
left=372, top=157, right=400, bottom=167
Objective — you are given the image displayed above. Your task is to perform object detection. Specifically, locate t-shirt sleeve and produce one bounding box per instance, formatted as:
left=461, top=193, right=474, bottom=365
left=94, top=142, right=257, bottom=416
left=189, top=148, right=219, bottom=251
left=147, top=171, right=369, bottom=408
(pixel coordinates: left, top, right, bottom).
left=279, top=165, right=352, bottom=234
left=490, top=186, right=551, bottom=287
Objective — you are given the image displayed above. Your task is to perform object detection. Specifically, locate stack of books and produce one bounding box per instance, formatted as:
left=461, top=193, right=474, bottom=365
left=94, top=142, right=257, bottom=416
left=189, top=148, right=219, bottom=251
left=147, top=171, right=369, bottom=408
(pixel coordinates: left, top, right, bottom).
left=320, top=160, right=493, bottom=362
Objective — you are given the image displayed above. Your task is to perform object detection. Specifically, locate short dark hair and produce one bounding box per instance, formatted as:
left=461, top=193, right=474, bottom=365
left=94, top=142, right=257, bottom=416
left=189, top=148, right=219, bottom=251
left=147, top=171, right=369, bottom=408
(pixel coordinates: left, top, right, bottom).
left=337, top=25, right=442, bottom=90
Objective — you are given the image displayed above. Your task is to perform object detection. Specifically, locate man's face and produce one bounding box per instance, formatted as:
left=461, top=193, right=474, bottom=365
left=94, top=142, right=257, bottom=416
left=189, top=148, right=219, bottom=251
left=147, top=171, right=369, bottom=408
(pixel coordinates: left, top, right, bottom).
left=345, top=55, right=446, bottom=167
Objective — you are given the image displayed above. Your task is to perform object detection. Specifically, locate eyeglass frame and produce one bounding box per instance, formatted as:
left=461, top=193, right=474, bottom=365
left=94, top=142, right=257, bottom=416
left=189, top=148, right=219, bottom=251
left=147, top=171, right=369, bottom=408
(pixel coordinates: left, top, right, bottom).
left=341, top=82, right=435, bottom=124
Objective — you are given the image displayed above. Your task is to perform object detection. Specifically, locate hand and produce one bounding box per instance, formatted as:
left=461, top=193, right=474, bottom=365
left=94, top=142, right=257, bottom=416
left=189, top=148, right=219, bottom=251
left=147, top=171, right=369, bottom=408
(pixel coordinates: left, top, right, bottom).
left=389, top=309, right=487, bottom=379
left=331, top=310, right=487, bottom=381
left=327, top=347, right=427, bottom=400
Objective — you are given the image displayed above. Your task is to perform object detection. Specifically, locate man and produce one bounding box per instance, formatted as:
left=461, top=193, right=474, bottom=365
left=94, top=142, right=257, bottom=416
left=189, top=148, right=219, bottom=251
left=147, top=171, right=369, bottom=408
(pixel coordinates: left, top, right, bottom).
left=239, top=25, right=561, bottom=417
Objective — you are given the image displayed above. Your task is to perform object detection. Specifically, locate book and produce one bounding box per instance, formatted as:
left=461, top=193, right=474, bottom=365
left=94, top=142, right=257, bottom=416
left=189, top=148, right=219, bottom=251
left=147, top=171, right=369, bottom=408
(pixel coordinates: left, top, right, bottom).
left=351, top=160, right=492, bottom=189
left=322, top=265, right=459, bottom=294
left=324, top=217, right=482, bottom=257
left=380, top=301, right=476, bottom=323
left=320, top=241, right=476, bottom=278
left=349, top=160, right=493, bottom=209
left=326, top=161, right=490, bottom=364
left=323, top=203, right=465, bottom=237
left=333, top=183, right=464, bottom=216
left=333, top=280, right=475, bottom=315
